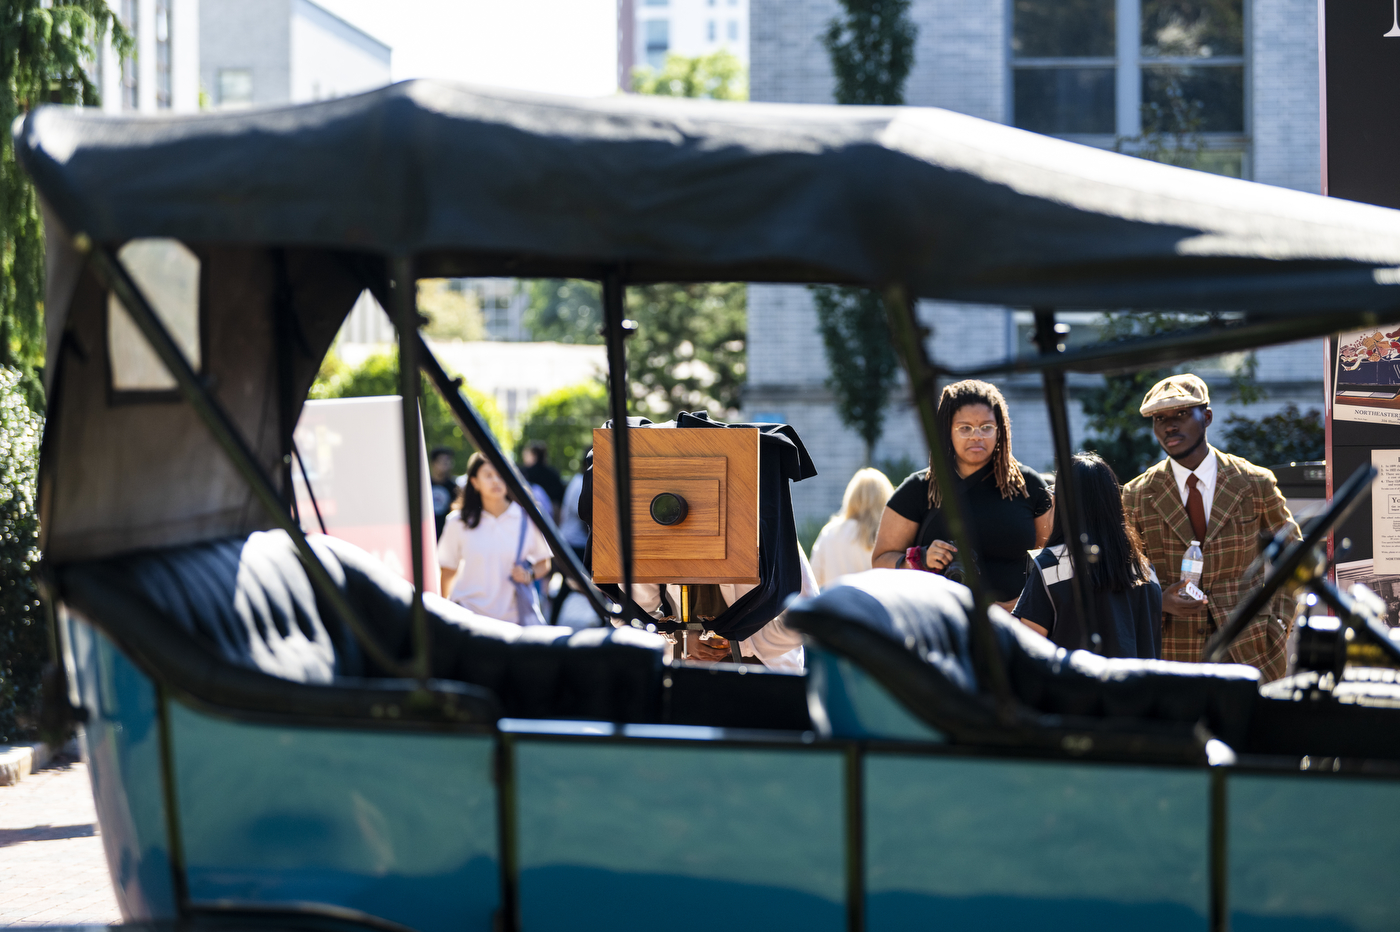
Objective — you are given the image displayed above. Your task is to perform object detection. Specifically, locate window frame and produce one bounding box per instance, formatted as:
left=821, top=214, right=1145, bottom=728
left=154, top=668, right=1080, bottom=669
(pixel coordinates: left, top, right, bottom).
left=120, top=0, right=138, bottom=111
left=105, top=240, right=207, bottom=406
left=155, top=0, right=172, bottom=110
left=1006, top=0, right=1252, bottom=177
left=217, top=68, right=255, bottom=109
left=643, top=18, right=670, bottom=70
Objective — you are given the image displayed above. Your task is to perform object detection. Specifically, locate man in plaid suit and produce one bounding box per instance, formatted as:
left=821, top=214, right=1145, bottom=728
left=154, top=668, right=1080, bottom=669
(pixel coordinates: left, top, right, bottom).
left=1122, top=374, right=1300, bottom=681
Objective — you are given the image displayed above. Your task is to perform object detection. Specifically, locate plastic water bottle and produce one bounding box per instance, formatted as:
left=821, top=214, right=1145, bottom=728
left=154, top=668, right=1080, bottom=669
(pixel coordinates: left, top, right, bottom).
left=1181, top=540, right=1204, bottom=587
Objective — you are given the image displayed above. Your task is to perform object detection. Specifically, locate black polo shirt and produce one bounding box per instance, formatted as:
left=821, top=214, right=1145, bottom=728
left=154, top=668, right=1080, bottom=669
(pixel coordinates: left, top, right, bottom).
left=887, top=463, right=1052, bottom=601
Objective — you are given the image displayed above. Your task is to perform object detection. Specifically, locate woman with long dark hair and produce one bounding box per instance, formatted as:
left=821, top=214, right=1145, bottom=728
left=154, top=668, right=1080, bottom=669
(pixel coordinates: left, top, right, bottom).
left=1012, top=452, right=1162, bottom=659
left=438, top=452, right=552, bottom=624
left=873, top=379, right=1054, bottom=608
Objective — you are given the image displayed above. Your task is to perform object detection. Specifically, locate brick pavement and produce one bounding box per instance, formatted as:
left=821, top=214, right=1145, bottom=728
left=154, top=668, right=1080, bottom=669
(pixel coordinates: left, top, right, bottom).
left=0, top=756, right=121, bottom=926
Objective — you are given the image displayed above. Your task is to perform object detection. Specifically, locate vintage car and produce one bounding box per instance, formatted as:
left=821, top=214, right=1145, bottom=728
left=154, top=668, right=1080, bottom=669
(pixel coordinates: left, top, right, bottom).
left=17, top=80, right=1400, bottom=932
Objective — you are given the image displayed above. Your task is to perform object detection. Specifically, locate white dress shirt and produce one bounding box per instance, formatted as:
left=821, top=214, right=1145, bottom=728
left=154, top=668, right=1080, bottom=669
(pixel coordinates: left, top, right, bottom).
left=736, top=546, right=817, bottom=672
left=1167, top=447, right=1219, bottom=529
left=624, top=547, right=816, bottom=672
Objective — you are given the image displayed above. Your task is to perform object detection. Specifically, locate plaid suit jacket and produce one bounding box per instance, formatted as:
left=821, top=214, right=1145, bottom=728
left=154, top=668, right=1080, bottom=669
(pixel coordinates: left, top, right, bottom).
left=1122, top=448, right=1300, bottom=681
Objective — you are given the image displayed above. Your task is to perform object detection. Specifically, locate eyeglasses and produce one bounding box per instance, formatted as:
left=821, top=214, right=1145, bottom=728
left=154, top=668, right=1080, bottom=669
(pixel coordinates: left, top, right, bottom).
left=953, top=425, right=998, bottom=439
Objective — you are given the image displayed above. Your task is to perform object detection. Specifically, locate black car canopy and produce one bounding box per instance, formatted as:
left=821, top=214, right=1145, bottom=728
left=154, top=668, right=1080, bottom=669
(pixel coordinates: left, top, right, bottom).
left=18, top=79, right=1400, bottom=563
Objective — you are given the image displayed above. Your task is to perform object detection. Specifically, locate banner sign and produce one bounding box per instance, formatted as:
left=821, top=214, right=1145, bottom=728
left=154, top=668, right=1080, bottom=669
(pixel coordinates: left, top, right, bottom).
left=292, top=396, right=439, bottom=593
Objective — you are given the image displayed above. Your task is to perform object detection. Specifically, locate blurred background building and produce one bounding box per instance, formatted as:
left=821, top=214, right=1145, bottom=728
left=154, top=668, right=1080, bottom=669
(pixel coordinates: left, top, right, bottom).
left=96, top=0, right=202, bottom=114
left=619, top=0, right=750, bottom=81
left=744, top=0, right=1325, bottom=525
left=200, top=0, right=391, bottom=108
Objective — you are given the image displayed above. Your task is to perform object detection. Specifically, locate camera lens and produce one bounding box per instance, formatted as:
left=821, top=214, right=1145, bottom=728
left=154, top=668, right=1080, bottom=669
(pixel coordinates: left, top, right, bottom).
left=649, top=492, right=688, bottom=526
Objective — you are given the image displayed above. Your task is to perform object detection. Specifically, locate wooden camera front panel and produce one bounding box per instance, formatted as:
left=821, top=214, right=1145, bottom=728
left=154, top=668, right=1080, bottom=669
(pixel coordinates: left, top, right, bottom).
left=591, top=427, right=760, bottom=585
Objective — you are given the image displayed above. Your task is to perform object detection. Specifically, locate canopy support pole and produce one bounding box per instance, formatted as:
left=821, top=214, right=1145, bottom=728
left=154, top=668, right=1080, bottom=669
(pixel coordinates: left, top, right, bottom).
left=1032, top=309, right=1101, bottom=651
left=940, top=308, right=1386, bottom=381
left=882, top=288, right=1014, bottom=718
left=272, top=251, right=299, bottom=514
left=601, top=269, right=637, bottom=604
left=392, top=256, right=430, bottom=682
left=417, top=336, right=623, bottom=623
left=85, top=240, right=408, bottom=678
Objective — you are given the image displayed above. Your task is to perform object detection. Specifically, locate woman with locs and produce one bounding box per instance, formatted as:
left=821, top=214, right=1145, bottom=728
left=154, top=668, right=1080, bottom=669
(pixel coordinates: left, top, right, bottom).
left=872, top=379, right=1054, bottom=610
left=1011, top=452, right=1163, bottom=659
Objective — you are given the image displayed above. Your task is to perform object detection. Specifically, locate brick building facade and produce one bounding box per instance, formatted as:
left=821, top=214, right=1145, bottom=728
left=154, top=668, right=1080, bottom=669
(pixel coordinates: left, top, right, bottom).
left=744, top=0, right=1327, bottom=527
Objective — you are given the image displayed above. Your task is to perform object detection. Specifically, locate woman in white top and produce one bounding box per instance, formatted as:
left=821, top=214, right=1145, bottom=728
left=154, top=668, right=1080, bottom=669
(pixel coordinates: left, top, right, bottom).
left=438, top=453, right=552, bottom=623
left=809, top=467, right=895, bottom=589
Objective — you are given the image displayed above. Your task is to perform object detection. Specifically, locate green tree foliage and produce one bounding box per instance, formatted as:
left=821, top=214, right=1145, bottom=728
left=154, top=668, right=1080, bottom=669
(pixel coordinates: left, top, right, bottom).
left=522, top=280, right=746, bottom=423
left=310, top=350, right=513, bottom=457
left=1079, top=365, right=1172, bottom=482
left=631, top=49, right=747, bottom=100
left=524, top=279, right=603, bottom=345
left=629, top=281, right=746, bottom=421
left=823, top=0, right=917, bottom=107
left=0, top=366, right=44, bottom=742
left=814, top=0, right=916, bottom=460
left=517, top=381, right=611, bottom=480
left=1115, top=78, right=1206, bottom=170
left=1219, top=404, right=1324, bottom=467
left=2, top=2, right=131, bottom=403
left=812, top=286, right=901, bottom=463
left=418, top=279, right=485, bottom=342
left=877, top=454, right=920, bottom=485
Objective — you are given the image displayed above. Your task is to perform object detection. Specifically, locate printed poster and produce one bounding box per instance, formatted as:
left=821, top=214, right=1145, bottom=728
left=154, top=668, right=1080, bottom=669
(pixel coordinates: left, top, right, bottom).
left=1334, top=326, right=1400, bottom=424
left=1372, top=449, right=1400, bottom=574
left=1336, top=559, right=1400, bottom=628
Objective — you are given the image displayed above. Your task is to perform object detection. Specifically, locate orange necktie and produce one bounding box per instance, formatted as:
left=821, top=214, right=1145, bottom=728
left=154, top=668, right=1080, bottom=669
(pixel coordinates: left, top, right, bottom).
left=1186, top=473, right=1208, bottom=541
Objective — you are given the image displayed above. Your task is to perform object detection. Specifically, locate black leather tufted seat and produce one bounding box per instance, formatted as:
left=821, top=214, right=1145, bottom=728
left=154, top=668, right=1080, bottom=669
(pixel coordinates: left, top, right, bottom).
left=786, top=569, right=1261, bottom=749
left=60, top=530, right=669, bottom=723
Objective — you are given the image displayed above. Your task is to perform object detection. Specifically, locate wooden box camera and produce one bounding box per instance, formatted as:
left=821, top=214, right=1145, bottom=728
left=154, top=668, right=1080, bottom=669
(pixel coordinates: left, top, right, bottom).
left=591, top=427, right=760, bottom=585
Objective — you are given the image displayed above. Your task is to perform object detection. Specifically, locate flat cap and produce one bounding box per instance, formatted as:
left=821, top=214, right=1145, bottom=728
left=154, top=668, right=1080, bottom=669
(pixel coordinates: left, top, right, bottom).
left=1140, top=374, right=1210, bottom=416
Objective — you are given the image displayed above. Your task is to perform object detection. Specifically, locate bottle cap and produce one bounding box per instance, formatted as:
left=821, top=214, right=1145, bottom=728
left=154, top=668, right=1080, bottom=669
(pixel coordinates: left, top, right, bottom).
left=1190, top=540, right=1200, bottom=546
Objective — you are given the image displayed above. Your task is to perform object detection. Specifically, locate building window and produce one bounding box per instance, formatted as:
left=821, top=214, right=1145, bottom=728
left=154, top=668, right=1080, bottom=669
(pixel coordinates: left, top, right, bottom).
left=1011, top=0, right=1247, bottom=175
left=108, top=239, right=201, bottom=393
left=644, top=19, right=669, bottom=70
left=727, top=20, right=739, bottom=41
left=120, top=0, right=138, bottom=110
left=217, top=69, right=253, bottom=108
left=643, top=0, right=668, bottom=5
left=708, top=20, right=716, bottom=41
left=155, top=0, right=172, bottom=109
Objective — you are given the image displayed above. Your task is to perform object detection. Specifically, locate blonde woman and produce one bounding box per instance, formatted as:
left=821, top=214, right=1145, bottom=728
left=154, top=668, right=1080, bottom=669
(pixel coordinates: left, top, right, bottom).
left=810, top=467, right=896, bottom=589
